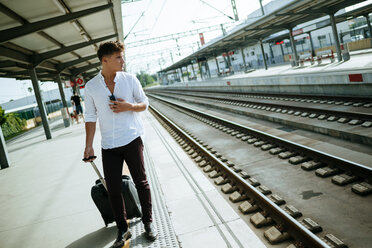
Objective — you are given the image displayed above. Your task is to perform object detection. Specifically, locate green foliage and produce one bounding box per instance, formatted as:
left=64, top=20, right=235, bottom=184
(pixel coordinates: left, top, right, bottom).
left=1, top=112, right=26, bottom=138
left=0, top=106, right=7, bottom=125
left=136, top=71, right=157, bottom=87
left=182, top=71, right=191, bottom=77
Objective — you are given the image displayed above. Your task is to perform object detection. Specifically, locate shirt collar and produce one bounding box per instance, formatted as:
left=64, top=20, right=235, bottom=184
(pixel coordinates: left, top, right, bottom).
left=98, top=70, right=120, bottom=84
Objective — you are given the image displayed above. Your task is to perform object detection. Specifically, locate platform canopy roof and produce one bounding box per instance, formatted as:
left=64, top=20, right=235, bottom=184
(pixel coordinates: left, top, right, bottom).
left=0, top=0, right=123, bottom=82
left=159, top=0, right=369, bottom=73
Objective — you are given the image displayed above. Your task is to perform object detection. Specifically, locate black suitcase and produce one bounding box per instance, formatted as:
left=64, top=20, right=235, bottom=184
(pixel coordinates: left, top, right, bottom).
left=88, top=161, right=142, bottom=226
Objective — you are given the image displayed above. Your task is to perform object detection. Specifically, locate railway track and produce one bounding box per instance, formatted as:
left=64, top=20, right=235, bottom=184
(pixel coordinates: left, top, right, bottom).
left=155, top=89, right=372, bottom=108
left=151, top=90, right=372, bottom=127
left=148, top=94, right=372, bottom=248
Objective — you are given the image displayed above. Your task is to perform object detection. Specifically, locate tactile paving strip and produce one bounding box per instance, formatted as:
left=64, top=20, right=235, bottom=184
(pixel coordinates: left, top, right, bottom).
left=128, top=145, right=180, bottom=248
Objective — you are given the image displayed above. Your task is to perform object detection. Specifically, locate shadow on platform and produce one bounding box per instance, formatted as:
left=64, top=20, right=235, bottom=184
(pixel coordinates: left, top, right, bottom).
left=65, top=226, right=116, bottom=248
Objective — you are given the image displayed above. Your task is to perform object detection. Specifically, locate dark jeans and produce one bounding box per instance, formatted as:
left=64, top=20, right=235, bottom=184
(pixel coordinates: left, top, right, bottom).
left=102, top=136, right=152, bottom=230
left=76, top=105, right=83, bottom=114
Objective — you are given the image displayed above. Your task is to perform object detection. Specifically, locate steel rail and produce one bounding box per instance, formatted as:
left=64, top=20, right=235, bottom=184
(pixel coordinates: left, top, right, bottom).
left=156, top=89, right=372, bottom=103
left=153, top=91, right=372, bottom=121
left=149, top=94, right=372, bottom=181
left=149, top=104, right=331, bottom=248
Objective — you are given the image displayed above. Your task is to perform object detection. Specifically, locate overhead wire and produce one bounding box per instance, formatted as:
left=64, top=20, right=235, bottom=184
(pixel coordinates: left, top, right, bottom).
left=149, top=0, right=168, bottom=36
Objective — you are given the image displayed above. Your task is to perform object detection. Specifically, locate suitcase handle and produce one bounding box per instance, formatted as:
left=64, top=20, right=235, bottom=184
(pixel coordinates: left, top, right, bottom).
left=83, top=156, right=108, bottom=191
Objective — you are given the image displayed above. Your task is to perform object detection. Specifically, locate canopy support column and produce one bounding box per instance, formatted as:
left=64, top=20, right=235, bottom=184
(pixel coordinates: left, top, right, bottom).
left=329, top=13, right=342, bottom=62
left=240, top=47, right=247, bottom=72
left=215, top=56, right=220, bottom=77
left=260, top=39, right=268, bottom=70
left=56, top=74, right=70, bottom=127
left=289, top=28, right=299, bottom=66
left=29, top=67, right=52, bottom=140
left=308, top=32, right=315, bottom=56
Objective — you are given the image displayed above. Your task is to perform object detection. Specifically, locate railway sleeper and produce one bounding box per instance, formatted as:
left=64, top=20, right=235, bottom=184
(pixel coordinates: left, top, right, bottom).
left=300, top=218, right=323, bottom=233
left=194, top=156, right=203, bottom=163
left=331, top=173, right=359, bottom=186
left=261, top=144, right=276, bottom=151
left=301, top=161, right=324, bottom=171
left=203, top=165, right=215, bottom=173
left=327, top=116, right=339, bottom=122
left=190, top=152, right=198, bottom=158
left=269, top=194, right=286, bottom=205
left=362, top=121, right=372, bottom=127
left=315, top=166, right=341, bottom=178
left=214, top=176, right=230, bottom=185
left=236, top=133, right=245, bottom=138
left=247, top=138, right=258, bottom=144
left=239, top=171, right=250, bottom=179
left=239, top=200, right=259, bottom=214
left=208, top=170, right=222, bottom=178
left=318, top=114, right=328, bottom=120
left=351, top=181, right=372, bottom=196
left=221, top=183, right=238, bottom=194
left=225, top=161, right=235, bottom=167
left=229, top=191, right=248, bottom=203
left=198, top=160, right=208, bottom=167
left=254, top=140, right=267, bottom=147
left=264, top=225, right=291, bottom=244
left=250, top=211, right=274, bottom=228
left=231, top=167, right=242, bottom=173
left=289, top=156, right=310, bottom=165
left=257, top=185, right=272, bottom=195
left=322, top=234, right=348, bottom=248
left=187, top=149, right=195, bottom=155
left=278, top=151, right=297, bottom=159
left=270, top=147, right=286, bottom=155
left=349, top=119, right=363, bottom=125
left=284, top=205, right=302, bottom=218
left=337, top=117, right=350, bottom=124
left=247, top=177, right=260, bottom=186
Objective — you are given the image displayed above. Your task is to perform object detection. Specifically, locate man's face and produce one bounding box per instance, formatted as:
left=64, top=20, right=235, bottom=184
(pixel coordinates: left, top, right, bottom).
left=103, top=51, right=124, bottom=72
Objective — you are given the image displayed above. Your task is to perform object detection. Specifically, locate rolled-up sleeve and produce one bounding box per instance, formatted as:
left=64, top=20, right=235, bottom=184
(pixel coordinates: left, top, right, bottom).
left=132, top=75, right=149, bottom=110
left=83, top=87, right=97, bottom=122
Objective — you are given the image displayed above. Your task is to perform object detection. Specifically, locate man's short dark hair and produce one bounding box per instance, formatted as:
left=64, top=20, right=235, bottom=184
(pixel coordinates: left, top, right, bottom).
left=97, top=41, right=124, bottom=62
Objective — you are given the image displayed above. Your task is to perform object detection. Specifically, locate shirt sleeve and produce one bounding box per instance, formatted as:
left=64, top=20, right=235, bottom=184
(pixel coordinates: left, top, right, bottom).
left=132, top=74, right=149, bottom=111
left=83, top=86, right=97, bottom=122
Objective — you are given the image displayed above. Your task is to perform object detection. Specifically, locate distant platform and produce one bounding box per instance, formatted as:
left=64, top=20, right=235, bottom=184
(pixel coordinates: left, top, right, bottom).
left=159, top=50, right=372, bottom=96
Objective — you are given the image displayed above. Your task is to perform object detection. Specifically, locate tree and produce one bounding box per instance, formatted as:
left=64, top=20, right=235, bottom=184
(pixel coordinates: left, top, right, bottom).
left=136, top=71, right=155, bottom=87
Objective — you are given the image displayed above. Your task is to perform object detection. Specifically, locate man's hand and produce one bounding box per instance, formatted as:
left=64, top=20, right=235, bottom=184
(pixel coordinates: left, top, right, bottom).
left=109, top=98, right=133, bottom=113
left=83, top=146, right=95, bottom=162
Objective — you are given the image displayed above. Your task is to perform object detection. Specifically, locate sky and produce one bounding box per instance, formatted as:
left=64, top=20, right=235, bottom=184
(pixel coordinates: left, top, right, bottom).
left=0, top=0, right=371, bottom=104
left=0, top=0, right=269, bottom=104
left=122, top=0, right=271, bottom=74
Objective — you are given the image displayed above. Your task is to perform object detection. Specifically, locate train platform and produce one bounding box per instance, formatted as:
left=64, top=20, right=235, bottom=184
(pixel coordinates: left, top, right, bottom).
left=0, top=111, right=267, bottom=248
left=168, top=50, right=372, bottom=97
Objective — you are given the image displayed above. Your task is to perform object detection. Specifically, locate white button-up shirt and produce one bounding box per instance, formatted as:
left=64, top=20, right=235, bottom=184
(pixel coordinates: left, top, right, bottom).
left=84, top=71, right=149, bottom=149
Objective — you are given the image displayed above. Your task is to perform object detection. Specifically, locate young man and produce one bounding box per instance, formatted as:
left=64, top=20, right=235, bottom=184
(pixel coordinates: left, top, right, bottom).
left=83, top=40, right=157, bottom=248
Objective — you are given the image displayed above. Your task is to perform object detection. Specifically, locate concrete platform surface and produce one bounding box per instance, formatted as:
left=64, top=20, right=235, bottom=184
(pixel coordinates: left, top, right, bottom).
left=0, top=112, right=267, bottom=248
